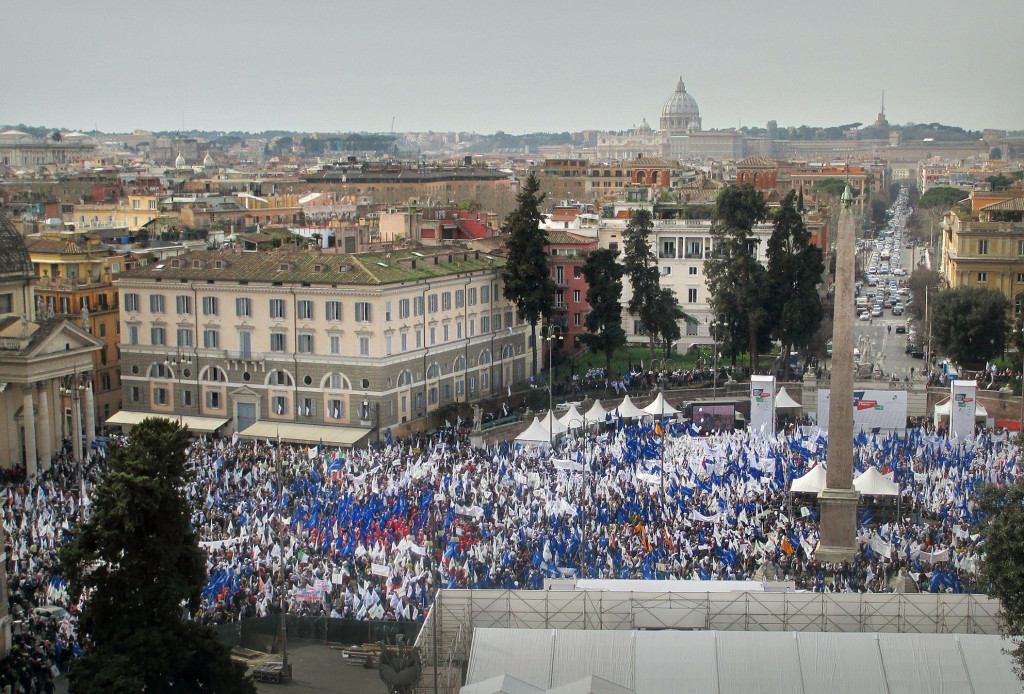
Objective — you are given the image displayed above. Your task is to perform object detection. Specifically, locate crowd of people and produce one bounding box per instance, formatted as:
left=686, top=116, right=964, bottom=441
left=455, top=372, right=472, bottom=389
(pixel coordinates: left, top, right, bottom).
left=2, top=415, right=1020, bottom=685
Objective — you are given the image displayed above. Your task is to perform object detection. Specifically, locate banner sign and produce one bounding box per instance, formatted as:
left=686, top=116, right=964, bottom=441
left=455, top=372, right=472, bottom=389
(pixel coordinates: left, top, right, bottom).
left=949, top=380, right=977, bottom=440
left=750, top=375, right=776, bottom=433
left=816, top=389, right=907, bottom=432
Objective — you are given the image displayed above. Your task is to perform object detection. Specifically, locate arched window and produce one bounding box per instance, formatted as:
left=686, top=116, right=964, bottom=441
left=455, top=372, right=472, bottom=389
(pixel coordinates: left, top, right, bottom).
left=149, top=363, right=173, bottom=379
left=502, top=345, right=514, bottom=359
left=202, top=366, right=227, bottom=382
left=453, top=355, right=466, bottom=372
left=267, top=370, right=293, bottom=386
left=426, top=363, right=440, bottom=380
left=479, top=349, right=491, bottom=365
left=397, top=370, right=413, bottom=387
left=321, top=372, right=351, bottom=390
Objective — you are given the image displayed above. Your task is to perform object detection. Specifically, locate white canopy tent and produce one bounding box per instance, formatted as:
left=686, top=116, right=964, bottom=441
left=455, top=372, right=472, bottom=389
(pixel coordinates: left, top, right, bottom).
left=515, top=418, right=552, bottom=444
left=790, top=464, right=827, bottom=494
left=540, top=410, right=569, bottom=436
left=854, top=467, right=899, bottom=497
left=614, top=395, right=645, bottom=419
left=642, top=393, right=679, bottom=417
left=585, top=400, right=609, bottom=424
left=557, top=405, right=586, bottom=430
left=775, top=387, right=802, bottom=412
left=933, top=397, right=988, bottom=427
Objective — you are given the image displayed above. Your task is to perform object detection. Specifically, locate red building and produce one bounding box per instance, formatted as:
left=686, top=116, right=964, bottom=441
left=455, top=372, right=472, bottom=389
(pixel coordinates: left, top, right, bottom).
left=545, top=231, right=598, bottom=355
left=735, top=156, right=780, bottom=190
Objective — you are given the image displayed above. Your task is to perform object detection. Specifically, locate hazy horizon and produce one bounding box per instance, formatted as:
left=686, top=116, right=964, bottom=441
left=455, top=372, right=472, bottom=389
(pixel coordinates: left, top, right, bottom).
left=2, top=0, right=1022, bottom=135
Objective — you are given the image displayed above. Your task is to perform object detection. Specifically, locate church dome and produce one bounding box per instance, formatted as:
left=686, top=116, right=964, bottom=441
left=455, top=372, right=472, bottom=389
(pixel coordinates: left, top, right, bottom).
left=660, top=77, right=702, bottom=133
left=0, top=213, right=33, bottom=279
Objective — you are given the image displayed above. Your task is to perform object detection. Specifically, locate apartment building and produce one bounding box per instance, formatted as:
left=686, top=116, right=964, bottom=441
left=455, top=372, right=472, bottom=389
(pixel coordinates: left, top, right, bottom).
left=114, top=246, right=529, bottom=445
left=940, top=203, right=1024, bottom=313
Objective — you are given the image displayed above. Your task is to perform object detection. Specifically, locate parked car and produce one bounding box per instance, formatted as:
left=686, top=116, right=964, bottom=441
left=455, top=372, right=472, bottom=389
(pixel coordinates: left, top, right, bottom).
left=895, top=324, right=907, bottom=334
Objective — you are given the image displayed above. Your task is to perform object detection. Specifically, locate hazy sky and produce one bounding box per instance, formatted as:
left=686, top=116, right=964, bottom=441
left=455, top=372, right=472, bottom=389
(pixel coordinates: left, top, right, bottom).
left=3, top=0, right=1022, bottom=134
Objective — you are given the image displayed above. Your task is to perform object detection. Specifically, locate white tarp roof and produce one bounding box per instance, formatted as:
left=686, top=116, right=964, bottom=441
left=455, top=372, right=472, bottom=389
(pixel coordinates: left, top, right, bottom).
left=557, top=405, right=585, bottom=429
left=105, top=410, right=229, bottom=434
left=854, top=467, right=900, bottom=496
left=236, top=421, right=369, bottom=447
left=466, top=629, right=1020, bottom=694
left=933, top=397, right=988, bottom=419
left=540, top=410, right=568, bottom=435
left=460, top=674, right=545, bottom=694
left=585, top=400, right=608, bottom=423
left=641, top=393, right=679, bottom=416
left=516, top=417, right=552, bottom=444
left=790, top=464, right=827, bottom=494
left=614, top=395, right=645, bottom=419
left=775, top=387, right=802, bottom=410
left=574, top=579, right=765, bottom=593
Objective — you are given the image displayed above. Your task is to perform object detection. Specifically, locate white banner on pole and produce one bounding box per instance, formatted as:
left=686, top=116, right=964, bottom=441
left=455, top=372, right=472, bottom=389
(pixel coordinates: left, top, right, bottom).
left=750, top=375, right=776, bottom=433
left=949, top=380, right=977, bottom=440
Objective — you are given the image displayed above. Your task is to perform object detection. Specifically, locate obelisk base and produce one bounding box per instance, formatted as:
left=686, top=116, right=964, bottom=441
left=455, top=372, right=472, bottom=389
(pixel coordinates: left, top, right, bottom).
left=815, top=487, right=860, bottom=562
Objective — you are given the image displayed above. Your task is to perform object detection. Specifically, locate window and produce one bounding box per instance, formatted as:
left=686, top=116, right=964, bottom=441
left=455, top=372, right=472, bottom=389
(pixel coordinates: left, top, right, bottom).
left=414, top=296, right=424, bottom=316
left=556, top=290, right=564, bottom=307
left=494, top=313, right=502, bottom=331
left=574, top=312, right=581, bottom=327
left=573, top=290, right=581, bottom=303
left=662, top=267, right=671, bottom=275
left=428, top=387, right=438, bottom=405
left=203, top=329, right=219, bottom=349
left=428, top=294, right=438, bottom=313
left=469, top=319, right=476, bottom=337
left=182, top=390, right=192, bottom=407
left=235, top=297, right=251, bottom=317
left=1018, top=240, right=1024, bottom=256
left=325, top=301, right=342, bottom=321
left=441, top=292, right=452, bottom=310
left=177, top=327, right=193, bottom=347
left=467, top=288, right=477, bottom=306
left=662, top=240, right=676, bottom=258
left=686, top=321, right=699, bottom=336
left=270, top=370, right=292, bottom=386
left=330, top=335, right=341, bottom=355
left=202, top=296, right=218, bottom=316
left=399, top=299, right=410, bottom=319
left=482, top=372, right=489, bottom=390
left=124, top=293, right=139, bottom=312
left=150, top=294, right=165, bottom=313
left=481, top=285, right=490, bottom=303
left=269, top=298, right=286, bottom=320
left=270, top=332, right=287, bottom=352
left=272, top=396, right=287, bottom=415
left=128, top=325, right=139, bottom=345
left=328, top=373, right=343, bottom=389
left=443, top=383, right=452, bottom=402
left=385, top=301, right=392, bottom=321
left=153, top=387, right=168, bottom=405
left=457, top=321, right=463, bottom=339
left=505, top=311, right=513, bottom=328
left=205, top=367, right=226, bottom=382
left=131, top=386, right=140, bottom=403
left=442, top=324, right=449, bottom=342
left=1017, top=273, right=1024, bottom=283
left=978, top=272, right=988, bottom=282
left=426, top=363, right=440, bottom=379
left=300, top=397, right=315, bottom=416
left=416, top=330, right=422, bottom=348
left=328, top=399, right=344, bottom=419
left=150, top=326, right=166, bottom=346
left=400, top=333, right=408, bottom=352
left=573, top=266, right=581, bottom=280
left=480, top=315, right=490, bottom=333
left=429, top=327, right=436, bottom=345
left=206, top=391, right=221, bottom=409
left=175, top=295, right=191, bottom=315
left=456, top=380, right=465, bottom=397
left=455, top=290, right=465, bottom=308
left=385, top=334, right=392, bottom=356
left=978, top=239, right=989, bottom=255
left=359, top=337, right=370, bottom=356
left=355, top=302, right=372, bottom=322
left=297, top=334, right=314, bottom=353
left=689, top=266, right=698, bottom=276
left=687, top=288, right=698, bottom=303
left=292, top=300, right=311, bottom=320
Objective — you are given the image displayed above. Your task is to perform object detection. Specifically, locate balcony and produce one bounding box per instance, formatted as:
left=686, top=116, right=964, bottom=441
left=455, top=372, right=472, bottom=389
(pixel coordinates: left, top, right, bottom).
left=224, top=350, right=265, bottom=362
left=553, top=302, right=568, bottom=312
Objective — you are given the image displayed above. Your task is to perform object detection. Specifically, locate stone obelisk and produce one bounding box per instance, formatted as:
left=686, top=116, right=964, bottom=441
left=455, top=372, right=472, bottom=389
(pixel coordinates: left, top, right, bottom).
left=816, top=184, right=860, bottom=561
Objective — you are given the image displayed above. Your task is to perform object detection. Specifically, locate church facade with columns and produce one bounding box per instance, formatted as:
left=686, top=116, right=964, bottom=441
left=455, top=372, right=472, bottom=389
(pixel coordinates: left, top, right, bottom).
left=0, top=214, right=103, bottom=475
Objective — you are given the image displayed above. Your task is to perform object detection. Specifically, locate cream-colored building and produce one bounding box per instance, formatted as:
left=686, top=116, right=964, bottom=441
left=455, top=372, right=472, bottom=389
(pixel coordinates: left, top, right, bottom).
left=114, top=246, right=530, bottom=445
left=940, top=207, right=1024, bottom=312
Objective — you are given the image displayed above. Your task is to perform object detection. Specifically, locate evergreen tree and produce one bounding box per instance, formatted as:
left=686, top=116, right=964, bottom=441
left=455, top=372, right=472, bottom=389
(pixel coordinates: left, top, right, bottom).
left=767, top=190, right=825, bottom=379
left=58, top=418, right=255, bottom=694
left=705, top=184, right=771, bottom=373
left=621, top=209, right=662, bottom=362
left=500, top=173, right=555, bottom=376
left=580, top=247, right=626, bottom=370
left=930, top=285, right=1010, bottom=367
left=978, top=477, right=1024, bottom=677
left=653, top=286, right=693, bottom=359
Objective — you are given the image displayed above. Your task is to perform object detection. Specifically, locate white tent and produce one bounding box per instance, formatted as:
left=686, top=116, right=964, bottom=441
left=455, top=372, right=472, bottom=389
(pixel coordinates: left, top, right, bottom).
left=614, top=395, right=645, bottom=419
left=790, top=464, right=827, bottom=494
left=854, top=467, right=899, bottom=497
left=540, top=410, right=568, bottom=436
left=775, top=387, right=802, bottom=411
left=642, top=393, right=680, bottom=417
left=558, top=405, right=586, bottom=430
left=585, top=400, right=609, bottom=424
left=516, top=417, right=552, bottom=444
left=933, top=397, right=987, bottom=423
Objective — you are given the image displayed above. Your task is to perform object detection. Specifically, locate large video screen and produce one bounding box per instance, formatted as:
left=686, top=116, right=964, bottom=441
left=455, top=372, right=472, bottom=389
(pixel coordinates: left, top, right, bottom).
left=693, top=404, right=735, bottom=432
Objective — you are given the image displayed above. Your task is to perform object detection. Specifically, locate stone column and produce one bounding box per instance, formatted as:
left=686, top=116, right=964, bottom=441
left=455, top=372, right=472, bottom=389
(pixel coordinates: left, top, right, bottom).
left=84, top=383, right=96, bottom=455
left=36, top=383, right=52, bottom=471
left=817, top=185, right=861, bottom=562
left=72, top=389, right=84, bottom=465
left=22, top=388, right=37, bottom=478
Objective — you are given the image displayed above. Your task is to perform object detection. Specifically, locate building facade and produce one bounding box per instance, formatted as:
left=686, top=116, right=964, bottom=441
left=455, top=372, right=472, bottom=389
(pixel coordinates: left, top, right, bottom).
left=545, top=232, right=598, bottom=354
left=115, top=246, right=530, bottom=443
left=940, top=211, right=1024, bottom=314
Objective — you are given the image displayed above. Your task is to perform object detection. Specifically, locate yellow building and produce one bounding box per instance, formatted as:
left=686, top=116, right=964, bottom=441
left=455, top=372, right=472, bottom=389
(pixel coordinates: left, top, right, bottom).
left=940, top=207, right=1024, bottom=312
left=72, top=194, right=162, bottom=231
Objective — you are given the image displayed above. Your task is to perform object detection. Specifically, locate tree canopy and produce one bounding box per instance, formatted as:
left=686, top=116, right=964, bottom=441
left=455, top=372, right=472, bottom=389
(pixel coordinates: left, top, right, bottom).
left=58, top=418, right=254, bottom=694
left=917, top=186, right=969, bottom=210
left=580, top=247, right=626, bottom=369
left=500, top=173, right=554, bottom=376
left=621, top=209, right=663, bottom=361
left=978, top=478, right=1024, bottom=675
left=930, top=285, right=1011, bottom=367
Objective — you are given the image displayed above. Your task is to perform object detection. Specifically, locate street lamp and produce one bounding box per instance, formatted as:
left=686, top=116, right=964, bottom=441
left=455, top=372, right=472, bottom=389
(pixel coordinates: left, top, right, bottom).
left=544, top=325, right=562, bottom=449
left=165, top=350, right=193, bottom=423
left=712, top=320, right=729, bottom=394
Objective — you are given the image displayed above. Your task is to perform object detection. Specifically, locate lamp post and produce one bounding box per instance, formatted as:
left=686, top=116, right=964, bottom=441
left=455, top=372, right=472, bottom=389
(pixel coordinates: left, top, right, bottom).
left=544, top=326, right=561, bottom=449
left=712, top=321, right=728, bottom=394
left=165, top=350, right=193, bottom=424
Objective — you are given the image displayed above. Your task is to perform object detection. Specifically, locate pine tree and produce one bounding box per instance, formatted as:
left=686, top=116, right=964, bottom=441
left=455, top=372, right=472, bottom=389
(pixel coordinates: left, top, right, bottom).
left=58, top=418, right=255, bottom=694
left=580, top=247, right=626, bottom=370
left=500, top=173, right=555, bottom=377
left=621, top=209, right=663, bottom=362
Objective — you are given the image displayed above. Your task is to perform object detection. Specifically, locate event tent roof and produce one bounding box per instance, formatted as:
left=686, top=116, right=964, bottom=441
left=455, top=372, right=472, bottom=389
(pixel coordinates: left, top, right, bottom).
left=775, top=387, right=802, bottom=410
left=585, top=400, right=608, bottom=423
left=854, top=467, right=899, bottom=496
left=465, top=629, right=1020, bottom=694
left=641, top=393, right=679, bottom=416
left=105, top=410, right=229, bottom=435
left=933, top=397, right=988, bottom=419
left=614, top=395, right=645, bottom=419
left=516, top=417, right=552, bottom=444
left=540, top=410, right=568, bottom=435
left=236, top=421, right=370, bottom=447
left=790, top=463, right=827, bottom=494
left=557, top=405, right=586, bottom=429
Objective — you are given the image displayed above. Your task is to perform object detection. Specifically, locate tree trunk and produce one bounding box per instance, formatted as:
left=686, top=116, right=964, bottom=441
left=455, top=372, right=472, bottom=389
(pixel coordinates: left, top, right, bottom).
left=749, top=322, right=759, bottom=375
left=648, top=334, right=656, bottom=365
left=530, top=321, right=538, bottom=377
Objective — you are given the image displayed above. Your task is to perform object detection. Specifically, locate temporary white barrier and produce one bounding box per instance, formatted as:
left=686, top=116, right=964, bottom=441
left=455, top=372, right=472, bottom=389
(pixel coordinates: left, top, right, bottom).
left=816, top=389, right=908, bottom=433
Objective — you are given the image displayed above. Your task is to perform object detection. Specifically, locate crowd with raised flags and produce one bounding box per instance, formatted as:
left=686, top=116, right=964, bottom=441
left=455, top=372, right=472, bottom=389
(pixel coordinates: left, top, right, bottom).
left=1, top=418, right=1020, bottom=647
